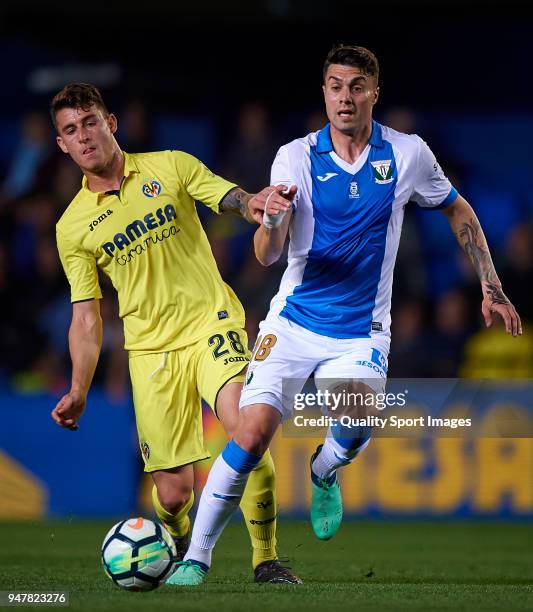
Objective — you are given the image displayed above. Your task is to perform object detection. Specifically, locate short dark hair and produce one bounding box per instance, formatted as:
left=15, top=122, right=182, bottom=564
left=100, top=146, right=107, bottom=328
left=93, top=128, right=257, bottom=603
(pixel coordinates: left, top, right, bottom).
left=50, top=83, right=109, bottom=130
left=323, top=45, right=379, bottom=84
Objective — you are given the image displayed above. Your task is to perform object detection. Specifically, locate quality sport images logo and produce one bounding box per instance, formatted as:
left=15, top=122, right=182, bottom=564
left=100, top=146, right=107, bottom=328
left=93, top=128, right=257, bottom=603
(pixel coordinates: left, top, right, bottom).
left=142, top=180, right=162, bottom=198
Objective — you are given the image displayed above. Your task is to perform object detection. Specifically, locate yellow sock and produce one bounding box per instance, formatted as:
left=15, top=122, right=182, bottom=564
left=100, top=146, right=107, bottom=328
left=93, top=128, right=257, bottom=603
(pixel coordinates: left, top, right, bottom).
left=240, top=449, right=277, bottom=569
left=151, top=485, right=194, bottom=538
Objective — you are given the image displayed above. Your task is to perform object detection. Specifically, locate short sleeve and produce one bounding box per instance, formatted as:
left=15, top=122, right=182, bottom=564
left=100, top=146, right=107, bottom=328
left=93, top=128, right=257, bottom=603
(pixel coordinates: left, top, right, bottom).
left=172, top=151, right=237, bottom=213
left=271, top=146, right=299, bottom=208
left=411, top=137, right=458, bottom=209
left=56, top=228, right=102, bottom=303
left=271, top=146, right=297, bottom=187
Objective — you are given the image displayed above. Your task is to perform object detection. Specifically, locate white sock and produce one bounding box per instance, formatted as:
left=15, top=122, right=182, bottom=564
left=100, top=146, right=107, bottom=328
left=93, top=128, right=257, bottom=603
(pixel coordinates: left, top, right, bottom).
left=184, top=453, right=251, bottom=567
left=312, top=435, right=370, bottom=481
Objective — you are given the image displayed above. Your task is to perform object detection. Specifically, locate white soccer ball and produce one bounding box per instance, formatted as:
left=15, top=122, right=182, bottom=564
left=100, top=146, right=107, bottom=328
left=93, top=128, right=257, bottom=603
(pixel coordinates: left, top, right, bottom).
left=101, top=517, right=177, bottom=591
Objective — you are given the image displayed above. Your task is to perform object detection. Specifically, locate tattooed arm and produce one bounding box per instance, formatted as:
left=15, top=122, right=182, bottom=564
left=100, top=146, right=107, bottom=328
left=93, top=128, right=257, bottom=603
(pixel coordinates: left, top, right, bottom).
left=441, top=194, right=522, bottom=336
left=220, top=185, right=295, bottom=225
left=219, top=187, right=255, bottom=223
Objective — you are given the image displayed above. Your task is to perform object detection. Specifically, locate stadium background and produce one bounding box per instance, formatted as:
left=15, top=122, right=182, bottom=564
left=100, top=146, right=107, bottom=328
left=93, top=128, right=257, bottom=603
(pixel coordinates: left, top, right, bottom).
left=0, top=0, right=532, bottom=523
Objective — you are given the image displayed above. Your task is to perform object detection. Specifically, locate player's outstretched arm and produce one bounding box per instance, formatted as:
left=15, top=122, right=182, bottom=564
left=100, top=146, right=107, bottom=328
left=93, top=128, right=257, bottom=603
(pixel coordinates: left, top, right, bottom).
left=219, top=187, right=256, bottom=223
left=254, top=205, right=293, bottom=266
left=219, top=185, right=294, bottom=225
left=253, top=185, right=297, bottom=266
left=441, top=194, right=522, bottom=336
left=51, top=299, right=103, bottom=430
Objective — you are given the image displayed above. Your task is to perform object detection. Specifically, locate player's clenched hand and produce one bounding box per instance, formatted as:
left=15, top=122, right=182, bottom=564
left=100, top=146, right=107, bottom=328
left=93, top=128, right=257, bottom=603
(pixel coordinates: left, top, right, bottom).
left=51, top=390, right=86, bottom=430
left=481, top=284, right=522, bottom=337
left=248, top=185, right=297, bottom=224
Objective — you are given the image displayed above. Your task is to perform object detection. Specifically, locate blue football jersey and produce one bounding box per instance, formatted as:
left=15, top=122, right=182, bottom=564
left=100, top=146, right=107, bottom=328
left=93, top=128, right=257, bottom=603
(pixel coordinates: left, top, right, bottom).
left=266, top=121, right=457, bottom=339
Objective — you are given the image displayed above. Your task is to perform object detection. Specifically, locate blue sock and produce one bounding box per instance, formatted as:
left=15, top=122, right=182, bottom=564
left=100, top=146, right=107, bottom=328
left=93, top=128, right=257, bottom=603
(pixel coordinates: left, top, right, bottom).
left=312, top=427, right=372, bottom=481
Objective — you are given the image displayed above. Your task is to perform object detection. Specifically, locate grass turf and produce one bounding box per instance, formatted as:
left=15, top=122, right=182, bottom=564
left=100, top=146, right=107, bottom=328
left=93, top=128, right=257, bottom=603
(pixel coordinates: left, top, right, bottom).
left=0, top=520, right=532, bottom=611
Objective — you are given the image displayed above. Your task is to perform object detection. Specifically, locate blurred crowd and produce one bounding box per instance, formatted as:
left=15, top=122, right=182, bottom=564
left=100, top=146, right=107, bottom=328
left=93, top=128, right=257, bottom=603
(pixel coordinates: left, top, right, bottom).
left=1, top=101, right=532, bottom=400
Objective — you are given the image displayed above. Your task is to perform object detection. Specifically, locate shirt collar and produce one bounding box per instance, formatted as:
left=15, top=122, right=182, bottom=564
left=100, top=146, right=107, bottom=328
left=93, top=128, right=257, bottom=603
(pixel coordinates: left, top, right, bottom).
left=369, top=120, right=384, bottom=147
left=123, top=150, right=139, bottom=176
left=81, top=151, right=139, bottom=204
left=316, top=120, right=383, bottom=153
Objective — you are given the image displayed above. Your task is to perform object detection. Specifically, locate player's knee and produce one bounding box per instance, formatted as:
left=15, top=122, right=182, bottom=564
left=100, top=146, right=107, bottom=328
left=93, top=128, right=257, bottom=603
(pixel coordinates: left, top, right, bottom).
left=332, top=381, right=381, bottom=419
left=235, top=424, right=270, bottom=457
left=234, top=404, right=278, bottom=456
left=157, top=485, right=193, bottom=515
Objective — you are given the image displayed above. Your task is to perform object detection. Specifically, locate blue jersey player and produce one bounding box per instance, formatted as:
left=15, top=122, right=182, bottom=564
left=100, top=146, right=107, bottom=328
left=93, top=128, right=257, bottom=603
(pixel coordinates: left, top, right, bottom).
left=169, top=45, right=522, bottom=585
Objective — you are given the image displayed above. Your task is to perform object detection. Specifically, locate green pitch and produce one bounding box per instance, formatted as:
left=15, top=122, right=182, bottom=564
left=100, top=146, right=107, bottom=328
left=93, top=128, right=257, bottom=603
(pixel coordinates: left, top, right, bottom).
left=0, top=520, right=532, bottom=611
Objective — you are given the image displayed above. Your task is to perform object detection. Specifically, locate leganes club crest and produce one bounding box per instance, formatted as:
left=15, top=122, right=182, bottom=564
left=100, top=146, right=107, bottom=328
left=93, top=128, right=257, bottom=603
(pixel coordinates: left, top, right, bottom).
left=370, top=160, right=394, bottom=184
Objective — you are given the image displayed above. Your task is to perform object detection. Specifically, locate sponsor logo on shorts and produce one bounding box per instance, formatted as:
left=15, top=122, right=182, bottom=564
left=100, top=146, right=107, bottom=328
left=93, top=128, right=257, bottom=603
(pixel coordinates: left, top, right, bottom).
left=142, top=179, right=162, bottom=198
left=223, top=355, right=249, bottom=366
left=141, top=441, right=150, bottom=461
left=354, top=348, right=388, bottom=377
left=246, top=371, right=254, bottom=386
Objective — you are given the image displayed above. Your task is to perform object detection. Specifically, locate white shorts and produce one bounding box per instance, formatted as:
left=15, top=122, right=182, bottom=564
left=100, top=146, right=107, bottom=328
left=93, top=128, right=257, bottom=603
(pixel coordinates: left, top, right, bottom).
left=240, top=314, right=390, bottom=421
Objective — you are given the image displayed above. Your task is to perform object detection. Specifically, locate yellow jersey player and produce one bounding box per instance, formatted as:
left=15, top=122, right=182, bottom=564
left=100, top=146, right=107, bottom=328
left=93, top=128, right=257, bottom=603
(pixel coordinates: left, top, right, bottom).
left=49, top=83, right=298, bottom=584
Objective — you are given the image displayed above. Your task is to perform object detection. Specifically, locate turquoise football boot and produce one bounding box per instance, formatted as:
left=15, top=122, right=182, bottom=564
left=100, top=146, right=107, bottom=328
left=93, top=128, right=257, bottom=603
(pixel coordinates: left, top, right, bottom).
left=310, top=445, right=343, bottom=540
left=166, top=560, right=207, bottom=586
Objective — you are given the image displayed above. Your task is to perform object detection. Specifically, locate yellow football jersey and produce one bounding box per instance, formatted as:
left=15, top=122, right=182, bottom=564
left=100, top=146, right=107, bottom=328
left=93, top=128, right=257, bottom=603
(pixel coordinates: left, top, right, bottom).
left=56, top=150, right=245, bottom=353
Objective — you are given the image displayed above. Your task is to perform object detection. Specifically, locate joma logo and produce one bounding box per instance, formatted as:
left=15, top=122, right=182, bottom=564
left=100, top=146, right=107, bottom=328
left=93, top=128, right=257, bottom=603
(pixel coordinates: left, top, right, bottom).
left=89, top=209, right=113, bottom=231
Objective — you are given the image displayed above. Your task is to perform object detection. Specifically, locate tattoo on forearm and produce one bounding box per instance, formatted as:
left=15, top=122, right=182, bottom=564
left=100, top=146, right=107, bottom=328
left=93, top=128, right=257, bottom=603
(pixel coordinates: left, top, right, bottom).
left=456, top=217, right=497, bottom=283
left=485, top=283, right=510, bottom=305
left=455, top=216, right=509, bottom=305
left=457, top=218, right=493, bottom=280
left=219, top=187, right=253, bottom=222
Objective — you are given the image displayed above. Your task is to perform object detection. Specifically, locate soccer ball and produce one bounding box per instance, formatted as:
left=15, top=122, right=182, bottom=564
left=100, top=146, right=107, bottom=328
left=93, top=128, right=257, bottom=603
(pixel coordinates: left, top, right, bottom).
left=101, top=517, right=177, bottom=591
